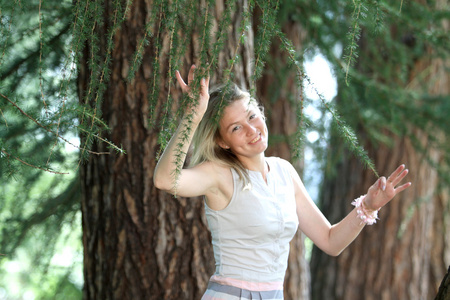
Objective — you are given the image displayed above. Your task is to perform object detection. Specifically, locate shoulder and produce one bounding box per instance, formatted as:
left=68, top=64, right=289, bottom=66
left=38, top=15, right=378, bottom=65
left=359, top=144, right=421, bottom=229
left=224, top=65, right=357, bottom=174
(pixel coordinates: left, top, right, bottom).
left=267, top=157, right=302, bottom=185
left=267, top=156, right=296, bottom=172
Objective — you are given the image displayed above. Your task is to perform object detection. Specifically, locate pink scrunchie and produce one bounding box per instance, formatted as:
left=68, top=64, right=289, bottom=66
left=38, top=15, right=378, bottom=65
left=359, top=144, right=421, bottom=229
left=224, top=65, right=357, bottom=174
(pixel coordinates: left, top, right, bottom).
left=351, top=195, right=379, bottom=225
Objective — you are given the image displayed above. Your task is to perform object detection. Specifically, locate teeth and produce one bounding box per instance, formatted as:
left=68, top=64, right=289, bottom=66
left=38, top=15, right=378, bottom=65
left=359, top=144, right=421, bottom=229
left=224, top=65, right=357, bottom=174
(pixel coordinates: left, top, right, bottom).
left=250, top=135, right=260, bottom=143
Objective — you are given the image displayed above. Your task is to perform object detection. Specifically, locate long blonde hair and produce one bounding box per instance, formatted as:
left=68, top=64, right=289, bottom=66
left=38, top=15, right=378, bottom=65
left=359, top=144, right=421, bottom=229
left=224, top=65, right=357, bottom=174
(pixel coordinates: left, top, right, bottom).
left=189, top=83, right=264, bottom=184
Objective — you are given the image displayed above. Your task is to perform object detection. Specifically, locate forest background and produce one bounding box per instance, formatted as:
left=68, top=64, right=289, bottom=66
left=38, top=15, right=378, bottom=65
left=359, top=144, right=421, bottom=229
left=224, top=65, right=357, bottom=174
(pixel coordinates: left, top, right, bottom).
left=0, top=0, right=449, bottom=299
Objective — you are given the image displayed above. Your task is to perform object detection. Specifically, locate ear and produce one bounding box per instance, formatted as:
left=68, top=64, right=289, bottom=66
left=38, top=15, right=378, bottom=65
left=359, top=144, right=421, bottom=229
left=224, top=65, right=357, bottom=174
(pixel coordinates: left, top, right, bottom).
left=216, top=138, right=230, bottom=150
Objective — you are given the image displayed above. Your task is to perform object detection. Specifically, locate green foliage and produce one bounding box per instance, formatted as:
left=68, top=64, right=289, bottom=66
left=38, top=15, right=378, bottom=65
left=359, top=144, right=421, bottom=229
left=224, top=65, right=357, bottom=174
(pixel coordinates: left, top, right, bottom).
left=0, top=0, right=83, bottom=297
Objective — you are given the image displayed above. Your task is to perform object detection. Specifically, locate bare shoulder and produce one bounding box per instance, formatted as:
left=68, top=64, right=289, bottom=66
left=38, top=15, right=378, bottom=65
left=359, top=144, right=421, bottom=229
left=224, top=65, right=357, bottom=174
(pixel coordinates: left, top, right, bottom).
left=272, top=157, right=298, bottom=176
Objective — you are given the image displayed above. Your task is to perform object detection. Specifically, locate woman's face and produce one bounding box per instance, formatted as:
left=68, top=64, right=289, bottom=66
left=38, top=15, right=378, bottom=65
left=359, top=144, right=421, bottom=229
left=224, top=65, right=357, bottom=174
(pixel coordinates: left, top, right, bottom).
left=217, top=97, right=268, bottom=160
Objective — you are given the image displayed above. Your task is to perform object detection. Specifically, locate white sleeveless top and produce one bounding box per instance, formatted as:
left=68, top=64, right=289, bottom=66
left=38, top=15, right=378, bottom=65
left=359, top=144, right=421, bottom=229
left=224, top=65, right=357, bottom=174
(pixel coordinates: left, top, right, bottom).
left=204, top=157, right=299, bottom=284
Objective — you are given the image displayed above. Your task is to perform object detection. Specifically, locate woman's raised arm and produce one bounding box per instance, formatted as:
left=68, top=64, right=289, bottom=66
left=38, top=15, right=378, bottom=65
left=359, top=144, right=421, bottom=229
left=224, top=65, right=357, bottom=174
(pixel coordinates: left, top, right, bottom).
left=153, top=65, right=213, bottom=197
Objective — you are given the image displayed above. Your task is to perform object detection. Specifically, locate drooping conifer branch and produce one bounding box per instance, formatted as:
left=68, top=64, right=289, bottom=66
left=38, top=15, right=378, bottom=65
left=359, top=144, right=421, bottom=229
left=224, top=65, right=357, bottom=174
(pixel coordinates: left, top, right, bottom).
left=57, top=0, right=89, bottom=116
left=344, top=0, right=364, bottom=86
left=1, top=149, right=69, bottom=175
left=277, top=27, right=378, bottom=176
left=0, top=93, right=115, bottom=156
left=156, top=1, right=179, bottom=161
left=275, top=29, right=307, bottom=160
left=0, top=107, right=8, bottom=128
left=127, top=0, right=162, bottom=84
left=38, top=0, right=49, bottom=117
left=147, top=0, right=166, bottom=126
left=167, top=0, right=190, bottom=192
left=214, top=0, right=255, bottom=125
left=78, top=0, right=129, bottom=162
left=207, top=0, right=235, bottom=74
left=252, top=0, right=280, bottom=93
left=0, top=1, right=15, bottom=70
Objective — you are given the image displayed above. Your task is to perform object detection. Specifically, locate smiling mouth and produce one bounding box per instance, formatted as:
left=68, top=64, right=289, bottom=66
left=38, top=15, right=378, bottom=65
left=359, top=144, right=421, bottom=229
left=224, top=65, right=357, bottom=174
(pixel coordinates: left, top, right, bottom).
left=249, top=133, right=261, bottom=144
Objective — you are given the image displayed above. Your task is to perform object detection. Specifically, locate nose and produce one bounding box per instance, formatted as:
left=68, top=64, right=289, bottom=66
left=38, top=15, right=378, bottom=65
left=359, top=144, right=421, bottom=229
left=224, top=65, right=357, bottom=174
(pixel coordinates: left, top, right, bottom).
left=245, top=123, right=257, bottom=136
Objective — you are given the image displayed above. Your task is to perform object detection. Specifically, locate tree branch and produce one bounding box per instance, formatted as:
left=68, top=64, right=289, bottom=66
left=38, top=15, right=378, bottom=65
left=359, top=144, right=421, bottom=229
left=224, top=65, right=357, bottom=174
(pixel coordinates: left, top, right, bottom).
left=0, top=93, right=110, bottom=155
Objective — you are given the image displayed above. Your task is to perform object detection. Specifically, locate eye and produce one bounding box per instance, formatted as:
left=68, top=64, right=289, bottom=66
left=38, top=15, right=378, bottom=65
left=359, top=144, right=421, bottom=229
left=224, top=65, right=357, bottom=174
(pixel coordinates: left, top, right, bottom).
left=249, top=113, right=257, bottom=120
left=232, top=125, right=241, bottom=132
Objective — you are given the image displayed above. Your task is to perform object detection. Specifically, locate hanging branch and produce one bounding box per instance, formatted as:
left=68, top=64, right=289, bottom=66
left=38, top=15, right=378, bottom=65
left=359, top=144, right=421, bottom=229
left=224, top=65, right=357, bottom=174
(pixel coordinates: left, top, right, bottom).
left=146, top=0, right=166, bottom=126
left=214, top=0, right=255, bottom=125
left=277, top=27, right=378, bottom=176
left=0, top=1, right=15, bottom=70
left=0, top=93, right=115, bottom=155
left=0, top=107, right=8, bottom=128
left=155, top=0, right=177, bottom=160
left=38, top=0, right=49, bottom=117
left=127, top=0, right=161, bottom=84
left=275, top=29, right=307, bottom=160
left=79, top=0, right=128, bottom=163
left=1, top=149, right=69, bottom=175
left=70, top=0, right=94, bottom=127
left=206, top=0, right=235, bottom=74
left=344, top=0, right=364, bottom=86
left=77, top=0, right=106, bottom=162
left=252, top=0, right=280, bottom=90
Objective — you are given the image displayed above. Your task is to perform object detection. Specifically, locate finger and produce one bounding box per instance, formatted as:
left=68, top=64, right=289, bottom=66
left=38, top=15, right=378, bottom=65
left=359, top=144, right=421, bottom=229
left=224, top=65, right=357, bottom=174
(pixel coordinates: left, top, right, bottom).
left=378, top=176, right=387, bottom=191
left=387, top=164, right=406, bottom=183
left=200, top=78, right=206, bottom=96
left=175, top=70, right=188, bottom=92
left=187, top=65, right=196, bottom=85
left=394, top=182, right=412, bottom=194
left=391, top=169, right=409, bottom=186
left=205, top=75, right=210, bottom=90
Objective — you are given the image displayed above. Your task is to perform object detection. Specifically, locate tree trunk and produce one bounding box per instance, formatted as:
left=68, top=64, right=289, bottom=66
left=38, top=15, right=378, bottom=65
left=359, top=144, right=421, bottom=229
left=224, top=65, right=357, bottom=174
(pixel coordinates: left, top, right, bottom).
left=310, top=1, right=449, bottom=299
left=78, top=1, right=308, bottom=299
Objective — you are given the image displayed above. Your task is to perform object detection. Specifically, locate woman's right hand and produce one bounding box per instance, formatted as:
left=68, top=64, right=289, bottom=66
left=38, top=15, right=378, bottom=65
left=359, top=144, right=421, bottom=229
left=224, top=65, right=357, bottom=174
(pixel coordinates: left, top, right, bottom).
left=175, top=64, right=210, bottom=119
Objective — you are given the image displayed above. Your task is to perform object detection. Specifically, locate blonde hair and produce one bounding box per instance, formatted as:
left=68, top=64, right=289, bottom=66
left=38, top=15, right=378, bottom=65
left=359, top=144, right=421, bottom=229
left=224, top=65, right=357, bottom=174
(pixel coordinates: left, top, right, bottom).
left=189, top=83, right=264, bottom=184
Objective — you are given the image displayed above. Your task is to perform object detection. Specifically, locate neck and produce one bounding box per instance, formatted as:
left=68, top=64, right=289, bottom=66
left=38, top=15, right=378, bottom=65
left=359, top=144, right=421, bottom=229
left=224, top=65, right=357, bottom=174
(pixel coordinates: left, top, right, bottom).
left=241, top=153, right=268, bottom=175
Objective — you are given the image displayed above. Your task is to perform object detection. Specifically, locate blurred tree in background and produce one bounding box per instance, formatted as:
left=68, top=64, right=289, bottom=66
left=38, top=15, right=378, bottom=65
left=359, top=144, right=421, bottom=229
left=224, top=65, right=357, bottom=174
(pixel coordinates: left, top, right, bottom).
left=309, top=0, right=450, bottom=299
left=0, top=0, right=448, bottom=299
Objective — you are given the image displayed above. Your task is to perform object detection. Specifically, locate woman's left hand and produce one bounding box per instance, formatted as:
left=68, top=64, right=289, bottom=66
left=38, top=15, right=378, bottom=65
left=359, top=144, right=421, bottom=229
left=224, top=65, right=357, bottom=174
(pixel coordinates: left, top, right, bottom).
left=364, top=164, right=412, bottom=211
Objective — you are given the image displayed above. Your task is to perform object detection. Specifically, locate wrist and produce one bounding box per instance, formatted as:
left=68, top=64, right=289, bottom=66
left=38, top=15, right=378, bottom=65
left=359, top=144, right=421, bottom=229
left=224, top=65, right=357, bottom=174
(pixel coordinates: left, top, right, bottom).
left=351, top=195, right=380, bottom=225
left=182, top=110, right=203, bottom=125
left=362, top=194, right=381, bottom=211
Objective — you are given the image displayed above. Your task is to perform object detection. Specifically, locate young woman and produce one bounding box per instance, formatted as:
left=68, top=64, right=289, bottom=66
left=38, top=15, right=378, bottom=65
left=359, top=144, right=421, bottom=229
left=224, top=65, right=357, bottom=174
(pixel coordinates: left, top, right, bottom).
left=154, top=65, right=411, bottom=300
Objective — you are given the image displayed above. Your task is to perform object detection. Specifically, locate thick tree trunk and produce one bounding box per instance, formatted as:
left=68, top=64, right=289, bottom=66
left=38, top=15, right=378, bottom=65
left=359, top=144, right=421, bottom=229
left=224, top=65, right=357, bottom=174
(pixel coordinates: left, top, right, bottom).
left=78, top=1, right=308, bottom=299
